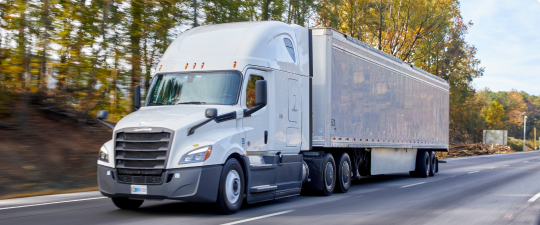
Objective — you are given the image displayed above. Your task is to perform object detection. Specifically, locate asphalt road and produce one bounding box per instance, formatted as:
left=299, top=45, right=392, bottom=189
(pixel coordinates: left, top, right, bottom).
left=2, top=151, right=540, bottom=225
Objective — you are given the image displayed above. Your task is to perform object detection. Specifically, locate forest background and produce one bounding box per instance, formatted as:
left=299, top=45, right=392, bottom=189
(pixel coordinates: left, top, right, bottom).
left=0, top=0, right=538, bottom=145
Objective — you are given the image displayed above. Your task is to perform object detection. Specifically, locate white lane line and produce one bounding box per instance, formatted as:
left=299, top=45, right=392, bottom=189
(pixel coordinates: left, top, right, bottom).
left=221, top=210, right=294, bottom=225
left=503, top=165, right=510, bottom=167
left=524, top=161, right=529, bottom=163
left=399, top=182, right=426, bottom=188
left=467, top=171, right=480, bottom=174
left=504, top=213, right=513, bottom=218
left=0, top=197, right=107, bottom=211
left=527, top=192, right=540, bottom=202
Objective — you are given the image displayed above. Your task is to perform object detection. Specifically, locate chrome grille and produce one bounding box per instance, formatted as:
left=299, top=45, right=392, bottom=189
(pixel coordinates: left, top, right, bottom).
left=114, top=128, right=173, bottom=170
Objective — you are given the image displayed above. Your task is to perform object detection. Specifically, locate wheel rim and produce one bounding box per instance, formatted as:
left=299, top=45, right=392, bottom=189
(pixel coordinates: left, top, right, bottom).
left=225, top=170, right=241, bottom=204
left=342, top=161, right=350, bottom=187
left=325, top=162, right=334, bottom=189
left=425, top=156, right=430, bottom=175
left=431, top=156, right=436, bottom=172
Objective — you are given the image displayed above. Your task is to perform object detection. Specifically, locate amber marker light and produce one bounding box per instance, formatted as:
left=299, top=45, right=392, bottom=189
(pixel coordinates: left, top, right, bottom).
left=159, top=65, right=162, bottom=71
left=204, top=146, right=213, bottom=160
left=193, top=63, right=197, bottom=69
left=201, top=62, right=205, bottom=69
left=185, top=63, right=188, bottom=69
left=233, top=61, right=237, bottom=68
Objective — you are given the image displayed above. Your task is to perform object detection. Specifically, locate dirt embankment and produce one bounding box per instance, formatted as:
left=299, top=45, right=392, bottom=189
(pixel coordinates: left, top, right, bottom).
left=0, top=97, right=112, bottom=199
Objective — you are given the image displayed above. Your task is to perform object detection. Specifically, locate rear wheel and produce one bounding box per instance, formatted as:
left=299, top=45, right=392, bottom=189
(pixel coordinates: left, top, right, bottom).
left=335, top=153, right=352, bottom=193
left=111, top=197, right=144, bottom=210
left=215, top=158, right=244, bottom=214
left=435, top=157, right=439, bottom=173
left=415, top=151, right=430, bottom=178
left=320, top=153, right=336, bottom=196
left=429, top=151, right=436, bottom=176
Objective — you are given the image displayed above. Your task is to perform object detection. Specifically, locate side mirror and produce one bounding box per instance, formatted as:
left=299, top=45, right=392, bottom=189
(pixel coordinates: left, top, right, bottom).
left=255, top=80, right=267, bottom=106
left=96, top=110, right=109, bottom=120
left=205, top=108, right=218, bottom=118
left=133, top=85, right=141, bottom=110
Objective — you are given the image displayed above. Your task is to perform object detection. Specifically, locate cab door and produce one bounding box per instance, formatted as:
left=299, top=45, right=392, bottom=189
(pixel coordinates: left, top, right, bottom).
left=242, top=70, right=269, bottom=153
left=286, top=78, right=302, bottom=149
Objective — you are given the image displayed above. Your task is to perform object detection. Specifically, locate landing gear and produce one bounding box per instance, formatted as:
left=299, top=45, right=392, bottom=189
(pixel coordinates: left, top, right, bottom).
left=359, top=151, right=371, bottom=176
left=215, top=158, right=245, bottom=214
left=111, top=197, right=144, bottom=210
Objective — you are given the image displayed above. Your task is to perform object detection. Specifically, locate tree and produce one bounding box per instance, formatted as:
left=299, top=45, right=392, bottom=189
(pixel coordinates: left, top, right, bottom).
left=483, top=99, right=505, bottom=130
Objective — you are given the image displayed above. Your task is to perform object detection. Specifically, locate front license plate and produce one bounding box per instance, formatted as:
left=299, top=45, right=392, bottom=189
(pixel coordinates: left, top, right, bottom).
left=131, top=185, right=147, bottom=195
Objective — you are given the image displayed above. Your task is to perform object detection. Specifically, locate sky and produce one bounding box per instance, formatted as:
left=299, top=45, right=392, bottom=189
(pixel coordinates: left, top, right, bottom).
left=460, top=0, right=540, bottom=95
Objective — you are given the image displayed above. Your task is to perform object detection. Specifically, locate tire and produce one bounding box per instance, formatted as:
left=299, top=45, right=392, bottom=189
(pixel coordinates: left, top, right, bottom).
left=335, top=152, right=352, bottom=193
left=359, top=151, right=371, bottom=176
left=111, top=197, right=144, bottom=210
left=409, top=171, right=418, bottom=177
left=215, top=158, right=245, bottom=214
left=435, top=157, right=439, bottom=173
left=320, top=153, right=336, bottom=196
left=429, top=151, right=436, bottom=176
left=415, top=151, right=430, bottom=178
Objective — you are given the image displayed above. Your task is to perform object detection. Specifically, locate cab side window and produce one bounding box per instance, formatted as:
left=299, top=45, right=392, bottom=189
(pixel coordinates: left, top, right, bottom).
left=246, top=75, right=264, bottom=108
left=284, top=38, right=296, bottom=62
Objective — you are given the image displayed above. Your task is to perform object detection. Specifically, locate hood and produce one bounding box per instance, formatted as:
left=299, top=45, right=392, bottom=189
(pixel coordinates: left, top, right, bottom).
left=114, top=105, right=236, bottom=132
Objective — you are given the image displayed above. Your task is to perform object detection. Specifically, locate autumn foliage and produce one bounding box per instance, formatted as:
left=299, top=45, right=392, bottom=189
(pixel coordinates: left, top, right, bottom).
left=0, top=0, right=533, bottom=143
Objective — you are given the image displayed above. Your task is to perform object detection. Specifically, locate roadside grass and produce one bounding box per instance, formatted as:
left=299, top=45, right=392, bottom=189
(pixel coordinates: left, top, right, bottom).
left=507, top=137, right=539, bottom=151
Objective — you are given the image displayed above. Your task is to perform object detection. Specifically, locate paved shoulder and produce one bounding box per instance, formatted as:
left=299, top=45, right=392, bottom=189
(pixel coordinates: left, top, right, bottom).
left=0, top=191, right=103, bottom=210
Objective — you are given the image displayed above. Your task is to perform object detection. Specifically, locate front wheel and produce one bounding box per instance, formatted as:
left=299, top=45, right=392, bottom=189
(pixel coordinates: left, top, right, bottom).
left=111, top=197, right=144, bottom=210
left=215, top=158, right=245, bottom=214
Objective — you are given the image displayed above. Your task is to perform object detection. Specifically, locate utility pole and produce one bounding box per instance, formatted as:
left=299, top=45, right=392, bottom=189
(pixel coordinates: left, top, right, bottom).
left=535, top=127, right=537, bottom=150
left=523, top=112, right=527, bottom=151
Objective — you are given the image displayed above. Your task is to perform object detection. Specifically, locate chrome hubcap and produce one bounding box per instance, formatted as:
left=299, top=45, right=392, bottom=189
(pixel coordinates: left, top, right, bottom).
left=225, top=170, right=240, bottom=203
left=425, top=157, right=430, bottom=175
left=342, top=161, right=350, bottom=187
left=325, top=162, right=334, bottom=189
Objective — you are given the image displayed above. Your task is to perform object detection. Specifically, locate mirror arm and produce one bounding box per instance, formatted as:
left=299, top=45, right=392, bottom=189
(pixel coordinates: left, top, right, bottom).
left=187, top=110, right=240, bottom=136
left=187, top=118, right=214, bottom=136
left=243, top=103, right=266, bottom=117
left=97, top=119, right=115, bottom=130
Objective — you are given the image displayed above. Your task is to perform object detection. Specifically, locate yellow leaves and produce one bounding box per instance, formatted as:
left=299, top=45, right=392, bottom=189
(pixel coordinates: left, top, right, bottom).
left=482, top=99, right=505, bottom=130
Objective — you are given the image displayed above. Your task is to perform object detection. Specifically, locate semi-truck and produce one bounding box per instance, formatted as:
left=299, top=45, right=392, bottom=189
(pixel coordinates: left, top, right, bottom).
left=96, top=21, right=449, bottom=214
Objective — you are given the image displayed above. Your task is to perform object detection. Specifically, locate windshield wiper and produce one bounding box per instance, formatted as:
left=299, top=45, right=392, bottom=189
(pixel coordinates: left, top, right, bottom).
left=176, top=101, right=208, bottom=105
left=148, top=102, right=165, bottom=106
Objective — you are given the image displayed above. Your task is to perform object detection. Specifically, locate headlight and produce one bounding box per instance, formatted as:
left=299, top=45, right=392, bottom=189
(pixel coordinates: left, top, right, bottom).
left=98, top=145, right=109, bottom=162
left=179, top=146, right=212, bottom=164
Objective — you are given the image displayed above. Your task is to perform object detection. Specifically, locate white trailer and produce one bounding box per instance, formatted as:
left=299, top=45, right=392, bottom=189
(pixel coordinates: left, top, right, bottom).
left=96, top=21, right=449, bottom=214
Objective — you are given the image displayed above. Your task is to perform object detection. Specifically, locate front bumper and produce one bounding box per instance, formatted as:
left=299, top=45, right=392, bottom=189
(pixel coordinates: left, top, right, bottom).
left=97, top=164, right=222, bottom=203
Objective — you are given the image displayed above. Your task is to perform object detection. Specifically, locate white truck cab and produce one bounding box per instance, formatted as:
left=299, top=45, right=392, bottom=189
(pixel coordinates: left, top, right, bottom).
left=96, top=21, right=449, bottom=214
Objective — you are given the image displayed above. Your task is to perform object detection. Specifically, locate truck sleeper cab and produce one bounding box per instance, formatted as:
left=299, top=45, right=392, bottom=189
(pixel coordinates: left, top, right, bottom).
left=96, top=21, right=449, bottom=214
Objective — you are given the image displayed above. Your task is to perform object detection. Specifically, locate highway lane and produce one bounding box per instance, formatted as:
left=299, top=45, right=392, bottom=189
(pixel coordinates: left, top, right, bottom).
left=2, top=151, right=540, bottom=225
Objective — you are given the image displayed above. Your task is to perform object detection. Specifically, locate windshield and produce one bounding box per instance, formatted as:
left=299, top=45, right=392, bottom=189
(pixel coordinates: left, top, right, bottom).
left=147, top=71, right=241, bottom=106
